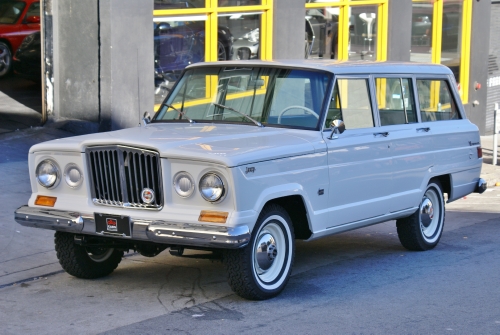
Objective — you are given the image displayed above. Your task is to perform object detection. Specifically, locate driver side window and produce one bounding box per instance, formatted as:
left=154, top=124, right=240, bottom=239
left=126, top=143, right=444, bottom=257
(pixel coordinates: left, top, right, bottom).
left=324, top=78, right=374, bottom=129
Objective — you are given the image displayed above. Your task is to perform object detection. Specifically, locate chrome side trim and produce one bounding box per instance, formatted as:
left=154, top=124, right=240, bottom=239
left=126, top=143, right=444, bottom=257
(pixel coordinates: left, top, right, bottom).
left=14, top=205, right=250, bottom=249
left=14, top=205, right=86, bottom=233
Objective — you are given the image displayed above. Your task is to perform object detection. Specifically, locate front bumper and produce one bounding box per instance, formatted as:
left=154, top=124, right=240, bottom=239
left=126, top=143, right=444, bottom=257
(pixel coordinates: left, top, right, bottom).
left=14, top=205, right=250, bottom=249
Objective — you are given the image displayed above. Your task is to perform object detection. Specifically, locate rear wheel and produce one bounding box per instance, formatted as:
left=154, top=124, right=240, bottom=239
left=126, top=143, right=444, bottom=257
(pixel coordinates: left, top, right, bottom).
left=223, top=204, right=295, bottom=300
left=396, top=180, right=445, bottom=251
left=54, top=232, right=123, bottom=279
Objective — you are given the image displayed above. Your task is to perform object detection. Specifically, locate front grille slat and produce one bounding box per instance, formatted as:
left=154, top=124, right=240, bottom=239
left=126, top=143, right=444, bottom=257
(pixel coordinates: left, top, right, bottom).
left=86, top=146, right=163, bottom=210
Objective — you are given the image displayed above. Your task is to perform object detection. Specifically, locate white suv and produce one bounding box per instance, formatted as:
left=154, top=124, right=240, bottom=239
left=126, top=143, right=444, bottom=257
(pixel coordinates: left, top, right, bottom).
left=15, top=60, right=486, bottom=300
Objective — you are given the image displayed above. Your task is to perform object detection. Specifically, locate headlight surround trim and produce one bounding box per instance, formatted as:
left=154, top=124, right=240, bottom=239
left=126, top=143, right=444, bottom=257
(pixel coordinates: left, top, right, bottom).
left=199, top=172, right=226, bottom=203
left=173, top=171, right=195, bottom=198
left=36, top=159, right=61, bottom=189
left=64, top=163, right=84, bottom=189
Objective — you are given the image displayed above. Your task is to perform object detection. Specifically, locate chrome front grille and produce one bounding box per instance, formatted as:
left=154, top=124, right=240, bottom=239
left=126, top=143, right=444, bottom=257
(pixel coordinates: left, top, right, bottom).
left=86, top=146, right=163, bottom=210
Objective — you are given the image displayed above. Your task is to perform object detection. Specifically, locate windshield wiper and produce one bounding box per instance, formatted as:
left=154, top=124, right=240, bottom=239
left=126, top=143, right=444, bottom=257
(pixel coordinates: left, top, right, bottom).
left=164, top=104, right=195, bottom=124
left=212, top=103, right=263, bottom=127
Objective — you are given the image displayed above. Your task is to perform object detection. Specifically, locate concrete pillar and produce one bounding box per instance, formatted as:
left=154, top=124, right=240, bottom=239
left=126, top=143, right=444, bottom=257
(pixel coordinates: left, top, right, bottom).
left=387, top=0, right=412, bottom=62
left=51, top=0, right=100, bottom=124
left=272, top=0, right=305, bottom=59
left=98, top=0, right=153, bottom=131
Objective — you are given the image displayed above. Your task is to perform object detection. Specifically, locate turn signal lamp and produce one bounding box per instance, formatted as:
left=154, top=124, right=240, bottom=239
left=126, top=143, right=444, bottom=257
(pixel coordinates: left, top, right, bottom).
left=198, top=210, right=228, bottom=223
left=35, top=195, right=57, bottom=207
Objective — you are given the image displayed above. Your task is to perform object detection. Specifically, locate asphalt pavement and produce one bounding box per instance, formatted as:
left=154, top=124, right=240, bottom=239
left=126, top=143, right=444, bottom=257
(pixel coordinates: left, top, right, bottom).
left=0, top=125, right=499, bottom=334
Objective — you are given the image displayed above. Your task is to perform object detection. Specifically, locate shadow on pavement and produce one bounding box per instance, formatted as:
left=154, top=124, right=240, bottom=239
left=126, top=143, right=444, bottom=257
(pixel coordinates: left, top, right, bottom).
left=0, top=73, right=43, bottom=134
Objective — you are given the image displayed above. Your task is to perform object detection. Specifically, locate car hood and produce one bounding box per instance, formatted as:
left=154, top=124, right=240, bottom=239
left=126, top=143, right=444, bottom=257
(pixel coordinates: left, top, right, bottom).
left=30, top=123, right=327, bottom=167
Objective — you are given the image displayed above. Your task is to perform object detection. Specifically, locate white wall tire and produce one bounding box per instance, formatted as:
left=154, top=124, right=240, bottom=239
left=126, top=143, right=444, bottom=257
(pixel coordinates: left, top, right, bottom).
left=223, top=204, right=295, bottom=300
left=396, top=180, right=445, bottom=251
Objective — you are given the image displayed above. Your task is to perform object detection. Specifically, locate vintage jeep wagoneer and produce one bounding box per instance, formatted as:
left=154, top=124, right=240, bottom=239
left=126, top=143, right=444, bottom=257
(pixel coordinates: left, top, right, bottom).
left=15, top=60, right=486, bottom=300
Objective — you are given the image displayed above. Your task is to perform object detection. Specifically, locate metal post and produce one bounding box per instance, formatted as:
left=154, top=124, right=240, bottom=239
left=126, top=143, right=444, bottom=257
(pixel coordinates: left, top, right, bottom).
left=494, top=103, right=499, bottom=166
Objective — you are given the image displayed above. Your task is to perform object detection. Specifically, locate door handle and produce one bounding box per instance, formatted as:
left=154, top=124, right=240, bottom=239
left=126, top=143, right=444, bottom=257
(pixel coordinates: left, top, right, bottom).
left=417, top=127, right=430, bottom=132
left=373, top=132, right=389, bottom=137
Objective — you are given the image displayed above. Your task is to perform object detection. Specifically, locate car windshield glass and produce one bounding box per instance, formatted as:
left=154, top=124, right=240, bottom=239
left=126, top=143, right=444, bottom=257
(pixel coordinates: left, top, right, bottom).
left=154, top=66, right=331, bottom=130
left=0, top=1, right=26, bottom=24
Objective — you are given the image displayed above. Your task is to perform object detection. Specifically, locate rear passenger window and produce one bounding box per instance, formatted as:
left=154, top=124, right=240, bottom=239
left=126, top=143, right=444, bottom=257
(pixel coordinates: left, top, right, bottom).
left=325, top=78, right=374, bottom=129
left=417, top=79, right=461, bottom=121
left=375, top=78, right=416, bottom=125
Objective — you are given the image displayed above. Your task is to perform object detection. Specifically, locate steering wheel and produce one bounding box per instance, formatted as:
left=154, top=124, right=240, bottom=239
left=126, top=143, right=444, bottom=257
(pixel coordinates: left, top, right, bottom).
left=277, top=105, right=319, bottom=124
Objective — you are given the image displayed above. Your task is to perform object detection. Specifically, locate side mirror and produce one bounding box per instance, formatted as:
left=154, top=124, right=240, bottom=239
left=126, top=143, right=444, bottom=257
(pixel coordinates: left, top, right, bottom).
left=142, top=111, right=151, bottom=126
left=26, top=16, right=40, bottom=24
left=329, top=119, right=345, bottom=139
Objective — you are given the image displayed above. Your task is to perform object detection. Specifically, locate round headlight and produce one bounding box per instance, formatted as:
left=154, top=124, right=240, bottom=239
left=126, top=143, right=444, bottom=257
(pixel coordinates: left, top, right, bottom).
left=36, top=159, right=60, bottom=189
left=173, top=172, right=195, bottom=198
left=199, top=172, right=225, bottom=202
left=64, top=163, right=83, bottom=188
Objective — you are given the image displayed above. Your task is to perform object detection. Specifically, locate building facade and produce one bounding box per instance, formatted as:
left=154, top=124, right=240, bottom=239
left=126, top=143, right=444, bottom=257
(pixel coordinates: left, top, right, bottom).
left=42, top=0, right=493, bottom=134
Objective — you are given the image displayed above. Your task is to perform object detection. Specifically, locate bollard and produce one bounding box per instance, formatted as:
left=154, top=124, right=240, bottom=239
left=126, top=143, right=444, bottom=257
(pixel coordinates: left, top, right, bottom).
left=494, top=103, right=499, bottom=166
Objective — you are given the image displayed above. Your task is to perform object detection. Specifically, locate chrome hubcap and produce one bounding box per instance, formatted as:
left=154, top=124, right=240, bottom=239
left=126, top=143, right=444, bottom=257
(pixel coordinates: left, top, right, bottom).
left=255, top=233, right=277, bottom=271
left=420, top=198, right=434, bottom=227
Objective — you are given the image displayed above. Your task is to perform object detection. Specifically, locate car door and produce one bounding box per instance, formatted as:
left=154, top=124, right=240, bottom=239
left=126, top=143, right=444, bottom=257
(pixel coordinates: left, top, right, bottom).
left=373, top=75, right=435, bottom=213
left=321, top=76, right=393, bottom=230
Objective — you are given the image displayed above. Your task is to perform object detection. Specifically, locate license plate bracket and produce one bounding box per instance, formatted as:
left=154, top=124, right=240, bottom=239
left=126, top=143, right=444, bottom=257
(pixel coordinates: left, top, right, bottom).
left=94, top=213, right=131, bottom=237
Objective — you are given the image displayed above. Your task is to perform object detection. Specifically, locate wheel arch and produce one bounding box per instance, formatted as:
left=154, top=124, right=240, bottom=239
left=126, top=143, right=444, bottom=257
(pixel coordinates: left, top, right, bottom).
left=263, top=195, right=312, bottom=240
left=430, top=174, right=451, bottom=197
left=0, top=39, right=13, bottom=52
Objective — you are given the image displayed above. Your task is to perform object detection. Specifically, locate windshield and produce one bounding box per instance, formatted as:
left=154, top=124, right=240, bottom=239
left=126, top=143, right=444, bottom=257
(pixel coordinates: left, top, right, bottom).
left=154, top=66, right=331, bottom=130
left=0, top=1, right=25, bottom=24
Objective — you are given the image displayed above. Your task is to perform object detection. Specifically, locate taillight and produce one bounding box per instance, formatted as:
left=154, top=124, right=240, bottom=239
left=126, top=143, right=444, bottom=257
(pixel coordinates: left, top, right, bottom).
left=477, top=146, right=483, bottom=158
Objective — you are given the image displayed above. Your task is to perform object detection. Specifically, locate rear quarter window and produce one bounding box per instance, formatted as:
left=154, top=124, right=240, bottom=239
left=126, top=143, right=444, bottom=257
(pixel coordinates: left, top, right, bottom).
left=417, top=79, right=461, bottom=122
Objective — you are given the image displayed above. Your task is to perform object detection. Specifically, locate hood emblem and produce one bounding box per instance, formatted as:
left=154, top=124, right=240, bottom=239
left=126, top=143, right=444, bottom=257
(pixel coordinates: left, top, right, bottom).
left=141, top=188, right=155, bottom=204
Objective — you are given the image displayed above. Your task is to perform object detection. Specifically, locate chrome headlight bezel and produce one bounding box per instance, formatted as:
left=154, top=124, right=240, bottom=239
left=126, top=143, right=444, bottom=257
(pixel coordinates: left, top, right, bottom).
left=173, top=171, right=195, bottom=198
left=199, top=172, right=226, bottom=203
left=36, top=159, right=61, bottom=189
left=64, top=163, right=84, bottom=189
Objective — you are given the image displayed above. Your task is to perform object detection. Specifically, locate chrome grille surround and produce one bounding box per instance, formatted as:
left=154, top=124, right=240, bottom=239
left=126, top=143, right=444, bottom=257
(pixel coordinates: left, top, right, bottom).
left=86, top=145, right=163, bottom=210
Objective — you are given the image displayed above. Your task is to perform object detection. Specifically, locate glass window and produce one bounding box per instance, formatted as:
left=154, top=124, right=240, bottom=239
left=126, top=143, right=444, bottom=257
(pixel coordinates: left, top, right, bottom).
left=417, top=79, right=461, bottom=121
left=218, top=13, right=261, bottom=60
left=375, top=78, right=417, bottom=126
left=305, top=8, right=340, bottom=60
left=0, top=1, right=26, bottom=24
left=410, top=1, right=433, bottom=63
left=441, top=0, right=463, bottom=83
left=154, top=0, right=206, bottom=10
left=156, top=66, right=331, bottom=130
left=349, top=6, right=377, bottom=61
left=154, top=18, right=207, bottom=104
left=324, top=78, right=374, bottom=130
left=219, top=0, right=262, bottom=6
left=26, top=2, right=40, bottom=17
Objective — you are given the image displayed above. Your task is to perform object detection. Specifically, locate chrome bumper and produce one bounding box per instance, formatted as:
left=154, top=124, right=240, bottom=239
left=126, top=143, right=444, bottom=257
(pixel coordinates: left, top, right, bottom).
left=14, top=205, right=250, bottom=249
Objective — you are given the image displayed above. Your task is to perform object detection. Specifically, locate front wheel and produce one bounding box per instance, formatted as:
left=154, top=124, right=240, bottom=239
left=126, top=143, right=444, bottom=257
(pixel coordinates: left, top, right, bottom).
left=0, top=42, right=12, bottom=77
left=396, top=180, right=445, bottom=251
left=223, top=204, right=295, bottom=300
left=54, top=232, right=123, bottom=279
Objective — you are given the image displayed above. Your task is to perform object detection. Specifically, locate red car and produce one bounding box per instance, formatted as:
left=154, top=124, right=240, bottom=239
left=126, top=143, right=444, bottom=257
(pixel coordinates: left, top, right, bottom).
left=0, top=0, right=40, bottom=77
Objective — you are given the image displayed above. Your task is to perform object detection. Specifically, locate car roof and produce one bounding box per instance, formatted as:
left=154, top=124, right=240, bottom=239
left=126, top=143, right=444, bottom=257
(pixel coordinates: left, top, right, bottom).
left=187, top=59, right=453, bottom=76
